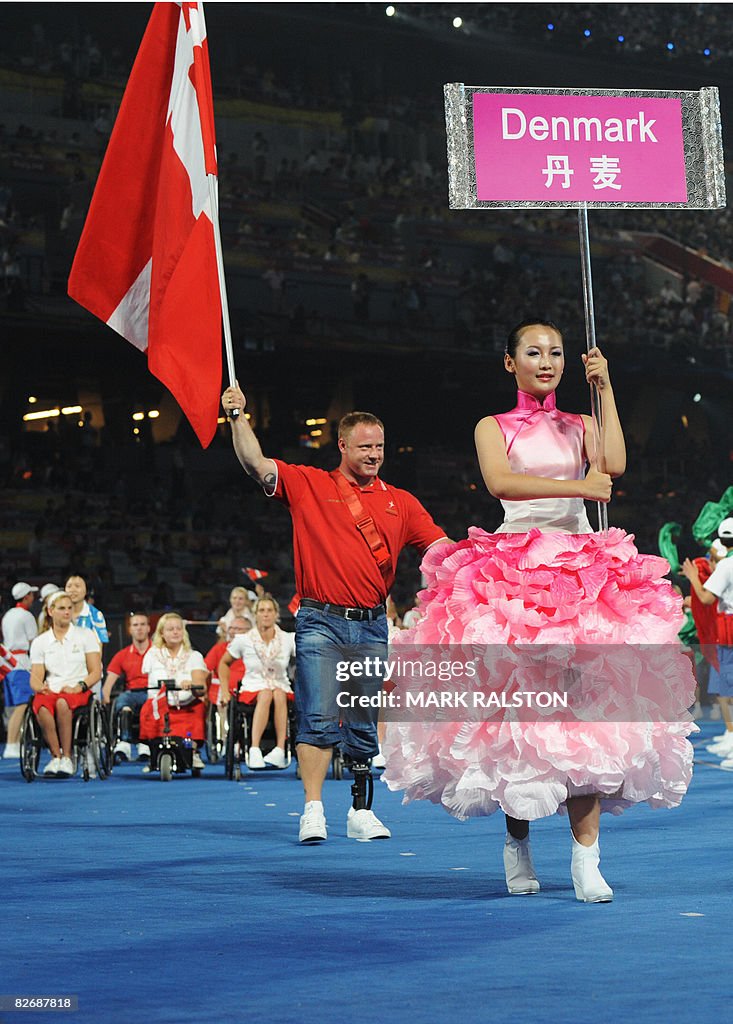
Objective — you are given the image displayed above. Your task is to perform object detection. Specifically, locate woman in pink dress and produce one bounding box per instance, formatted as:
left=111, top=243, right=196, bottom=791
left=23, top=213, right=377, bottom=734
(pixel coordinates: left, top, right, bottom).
left=383, top=319, right=696, bottom=902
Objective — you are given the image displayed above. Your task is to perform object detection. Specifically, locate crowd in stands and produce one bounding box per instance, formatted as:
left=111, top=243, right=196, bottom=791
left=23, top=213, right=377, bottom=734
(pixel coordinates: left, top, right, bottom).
left=3, top=0, right=733, bottom=350
left=400, top=4, right=733, bottom=64
left=4, top=97, right=733, bottom=365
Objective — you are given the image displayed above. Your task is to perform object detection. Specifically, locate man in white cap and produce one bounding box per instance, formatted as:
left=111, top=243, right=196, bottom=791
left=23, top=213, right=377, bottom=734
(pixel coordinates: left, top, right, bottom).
left=1, top=583, right=39, bottom=757
left=683, top=517, right=733, bottom=762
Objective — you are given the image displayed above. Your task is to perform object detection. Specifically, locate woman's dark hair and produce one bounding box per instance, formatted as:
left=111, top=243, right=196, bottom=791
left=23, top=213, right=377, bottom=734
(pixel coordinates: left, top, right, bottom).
left=506, top=319, right=563, bottom=358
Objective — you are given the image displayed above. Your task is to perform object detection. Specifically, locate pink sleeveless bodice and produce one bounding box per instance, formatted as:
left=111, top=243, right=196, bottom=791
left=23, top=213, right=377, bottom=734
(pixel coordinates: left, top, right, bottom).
left=493, top=390, right=592, bottom=534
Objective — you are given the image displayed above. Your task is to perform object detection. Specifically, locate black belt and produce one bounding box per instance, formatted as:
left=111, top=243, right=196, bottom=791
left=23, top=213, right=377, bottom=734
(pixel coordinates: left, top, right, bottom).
left=300, top=598, right=386, bottom=622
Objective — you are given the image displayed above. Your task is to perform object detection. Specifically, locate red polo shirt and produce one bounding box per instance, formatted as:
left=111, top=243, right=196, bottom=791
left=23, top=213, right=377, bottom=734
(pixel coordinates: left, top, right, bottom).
left=107, top=641, right=152, bottom=691
left=205, top=640, right=245, bottom=687
left=269, top=460, right=446, bottom=608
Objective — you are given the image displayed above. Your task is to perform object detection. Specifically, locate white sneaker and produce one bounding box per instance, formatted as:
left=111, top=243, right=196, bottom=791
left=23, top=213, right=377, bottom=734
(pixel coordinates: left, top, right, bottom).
left=503, top=835, right=541, bottom=894
left=248, top=746, right=266, bottom=770
left=44, top=756, right=62, bottom=776
left=299, top=801, right=327, bottom=843
left=192, top=751, right=205, bottom=770
left=263, top=746, right=287, bottom=768
left=706, top=733, right=733, bottom=755
left=705, top=730, right=733, bottom=747
left=371, top=749, right=387, bottom=769
left=2, top=742, right=20, bottom=759
left=136, top=743, right=151, bottom=761
left=708, top=730, right=729, bottom=743
left=57, top=756, right=75, bottom=777
left=114, top=740, right=132, bottom=761
left=719, top=755, right=733, bottom=770
left=346, top=807, right=391, bottom=840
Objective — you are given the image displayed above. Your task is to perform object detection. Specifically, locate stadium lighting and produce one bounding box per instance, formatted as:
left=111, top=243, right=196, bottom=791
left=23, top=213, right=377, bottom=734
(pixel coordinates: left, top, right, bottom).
left=311, top=429, right=323, bottom=437
left=546, top=23, right=554, bottom=32
left=133, top=427, right=140, bottom=436
left=693, top=393, right=702, bottom=403
left=61, top=405, right=82, bottom=415
left=583, top=29, right=592, bottom=38
left=666, top=42, right=675, bottom=51
left=385, top=5, right=395, bottom=16
left=703, top=47, right=711, bottom=57
left=147, top=409, right=160, bottom=419
left=23, top=408, right=60, bottom=421
left=305, top=417, right=327, bottom=426
left=617, top=35, right=625, bottom=43
left=28, top=396, right=37, bottom=404
left=453, top=17, right=463, bottom=29
left=132, top=411, right=145, bottom=421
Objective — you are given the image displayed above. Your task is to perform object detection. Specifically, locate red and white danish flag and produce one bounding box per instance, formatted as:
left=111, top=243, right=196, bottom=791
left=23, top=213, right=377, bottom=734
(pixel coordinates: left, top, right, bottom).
left=243, top=567, right=269, bottom=582
left=0, top=644, right=18, bottom=683
left=68, top=2, right=222, bottom=447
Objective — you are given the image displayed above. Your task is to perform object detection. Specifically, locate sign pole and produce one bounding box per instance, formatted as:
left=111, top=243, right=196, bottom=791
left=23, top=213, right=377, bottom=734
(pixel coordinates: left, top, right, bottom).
left=577, top=203, right=607, bottom=533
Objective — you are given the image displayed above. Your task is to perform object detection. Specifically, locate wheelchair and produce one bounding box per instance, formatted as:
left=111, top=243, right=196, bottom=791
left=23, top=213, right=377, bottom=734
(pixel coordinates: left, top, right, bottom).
left=224, top=684, right=297, bottom=781
left=205, top=698, right=226, bottom=765
left=144, top=682, right=206, bottom=782
left=19, top=694, right=112, bottom=783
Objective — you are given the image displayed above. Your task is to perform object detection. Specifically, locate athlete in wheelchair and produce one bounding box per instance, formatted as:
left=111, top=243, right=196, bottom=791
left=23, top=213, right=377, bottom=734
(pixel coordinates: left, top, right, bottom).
left=140, top=680, right=208, bottom=780
left=219, top=595, right=296, bottom=775
left=102, top=611, right=152, bottom=763
left=203, top=615, right=251, bottom=763
left=138, top=612, right=208, bottom=778
left=23, top=590, right=108, bottom=780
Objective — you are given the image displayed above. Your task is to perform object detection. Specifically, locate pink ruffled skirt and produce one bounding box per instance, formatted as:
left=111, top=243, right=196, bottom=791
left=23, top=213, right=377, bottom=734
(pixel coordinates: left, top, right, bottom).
left=382, top=527, right=697, bottom=821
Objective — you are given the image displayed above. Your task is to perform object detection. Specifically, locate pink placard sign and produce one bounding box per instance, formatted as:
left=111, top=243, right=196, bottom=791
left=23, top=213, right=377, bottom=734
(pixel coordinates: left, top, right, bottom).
left=473, top=93, right=687, bottom=203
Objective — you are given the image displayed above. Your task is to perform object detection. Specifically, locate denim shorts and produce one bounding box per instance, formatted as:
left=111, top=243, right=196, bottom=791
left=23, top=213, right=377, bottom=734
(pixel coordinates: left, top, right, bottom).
left=294, top=604, right=388, bottom=761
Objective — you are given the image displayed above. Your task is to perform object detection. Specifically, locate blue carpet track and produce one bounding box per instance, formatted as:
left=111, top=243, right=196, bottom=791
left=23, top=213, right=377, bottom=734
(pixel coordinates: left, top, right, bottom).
left=1, top=721, right=730, bottom=1024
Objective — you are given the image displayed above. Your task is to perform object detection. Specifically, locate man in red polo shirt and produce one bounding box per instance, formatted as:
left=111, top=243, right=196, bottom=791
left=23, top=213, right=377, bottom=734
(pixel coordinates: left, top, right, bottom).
left=204, top=616, right=250, bottom=703
left=222, top=383, right=447, bottom=844
left=102, top=612, right=152, bottom=762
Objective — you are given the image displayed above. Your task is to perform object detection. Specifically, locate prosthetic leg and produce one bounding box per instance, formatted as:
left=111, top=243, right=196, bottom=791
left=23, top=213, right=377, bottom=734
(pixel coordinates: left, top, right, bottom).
left=347, top=759, right=374, bottom=811
left=344, top=756, right=391, bottom=839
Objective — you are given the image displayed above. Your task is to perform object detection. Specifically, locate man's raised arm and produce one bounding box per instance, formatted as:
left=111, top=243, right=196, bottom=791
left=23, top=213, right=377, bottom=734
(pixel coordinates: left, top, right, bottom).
left=221, top=383, right=277, bottom=493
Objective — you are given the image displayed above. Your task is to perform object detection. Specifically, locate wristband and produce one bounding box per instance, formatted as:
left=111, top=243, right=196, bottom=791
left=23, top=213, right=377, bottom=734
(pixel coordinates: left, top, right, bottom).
left=80, top=682, right=88, bottom=692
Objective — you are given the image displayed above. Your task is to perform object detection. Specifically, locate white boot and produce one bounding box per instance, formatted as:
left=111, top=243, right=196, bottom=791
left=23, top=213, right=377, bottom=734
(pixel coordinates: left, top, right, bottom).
left=571, top=835, right=613, bottom=903
left=503, top=835, right=540, bottom=894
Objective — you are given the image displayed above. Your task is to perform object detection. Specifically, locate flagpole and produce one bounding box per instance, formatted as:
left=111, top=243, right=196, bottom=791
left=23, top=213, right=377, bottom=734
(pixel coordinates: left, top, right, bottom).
left=197, top=0, right=239, bottom=420
left=577, top=202, right=607, bottom=534
left=207, top=173, right=239, bottom=419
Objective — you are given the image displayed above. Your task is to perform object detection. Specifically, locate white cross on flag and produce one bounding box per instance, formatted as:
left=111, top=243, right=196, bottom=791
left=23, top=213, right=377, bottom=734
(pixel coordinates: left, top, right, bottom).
left=243, top=567, right=269, bottom=581
left=68, top=2, right=222, bottom=447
